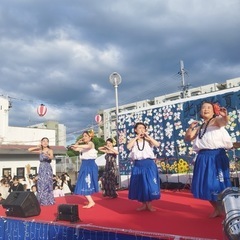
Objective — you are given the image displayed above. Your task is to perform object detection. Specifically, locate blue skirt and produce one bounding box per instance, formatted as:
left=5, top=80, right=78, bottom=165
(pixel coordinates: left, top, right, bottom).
left=191, top=148, right=231, bottom=201
left=128, top=159, right=160, bottom=202
left=74, top=159, right=99, bottom=196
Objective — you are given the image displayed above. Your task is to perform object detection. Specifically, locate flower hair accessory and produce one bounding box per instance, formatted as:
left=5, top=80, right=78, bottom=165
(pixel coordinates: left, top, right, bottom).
left=213, top=103, right=220, bottom=116
left=112, top=138, right=116, bottom=146
left=88, top=129, right=94, bottom=138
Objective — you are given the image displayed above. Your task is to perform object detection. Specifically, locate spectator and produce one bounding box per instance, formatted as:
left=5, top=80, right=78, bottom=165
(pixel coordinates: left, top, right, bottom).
left=0, top=179, right=10, bottom=199
left=53, top=184, right=65, bottom=197
left=31, top=185, right=38, bottom=197
left=8, top=176, right=24, bottom=192
left=26, top=174, right=35, bottom=191
left=64, top=173, right=73, bottom=192
left=60, top=174, right=72, bottom=195
left=0, top=193, right=5, bottom=204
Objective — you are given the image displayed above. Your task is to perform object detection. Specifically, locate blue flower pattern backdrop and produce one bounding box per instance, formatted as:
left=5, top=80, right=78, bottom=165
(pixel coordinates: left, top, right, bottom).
left=118, top=90, right=240, bottom=175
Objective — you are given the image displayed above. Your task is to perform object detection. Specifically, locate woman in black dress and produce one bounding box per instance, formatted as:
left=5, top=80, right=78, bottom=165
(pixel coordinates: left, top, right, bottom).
left=99, top=138, right=119, bottom=198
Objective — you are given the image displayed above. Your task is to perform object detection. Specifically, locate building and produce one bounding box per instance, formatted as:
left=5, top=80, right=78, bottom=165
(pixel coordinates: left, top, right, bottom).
left=0, top=144, right=66, bottom=179
left=0, top=96, right=67, bottom=179
left=28, top=121, right=66, bottom=146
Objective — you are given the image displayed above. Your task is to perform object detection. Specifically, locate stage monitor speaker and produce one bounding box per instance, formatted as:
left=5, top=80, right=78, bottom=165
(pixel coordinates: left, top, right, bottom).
left=57, top=204, right=80, bottom=223
left=161, top=182, right=184, bottom=190
left=2, top=191, right=41, bottom=218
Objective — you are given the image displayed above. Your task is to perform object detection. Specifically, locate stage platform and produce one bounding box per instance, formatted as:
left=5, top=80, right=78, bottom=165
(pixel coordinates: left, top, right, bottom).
left=0, top=190, right=225, bottom=240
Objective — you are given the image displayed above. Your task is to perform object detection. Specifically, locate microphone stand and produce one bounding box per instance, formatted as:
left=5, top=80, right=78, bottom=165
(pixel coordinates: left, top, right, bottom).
left=183, top=157, right=193, bottom=190
left=163, top=157, right=169, bottom=191
left=231, top=148, right=239, bottom=187
left=174, top=146, right=182, bottom=192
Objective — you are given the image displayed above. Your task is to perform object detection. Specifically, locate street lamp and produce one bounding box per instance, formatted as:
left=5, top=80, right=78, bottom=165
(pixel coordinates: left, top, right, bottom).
left=218, top=187, right=240, bottom=239
left=109, top=72, right=122, bottom=119
left=109, top=72, right=122, bottom=188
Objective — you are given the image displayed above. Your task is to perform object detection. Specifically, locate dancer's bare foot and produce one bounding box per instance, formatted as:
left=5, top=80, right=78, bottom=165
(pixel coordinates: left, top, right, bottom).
left=83, top=202, right=95, bottom=208
left=209, top=209, right=221, bottom=218
left=209, top=201, right=223, bottom=218
left=136, top=204, right=147, bottom=211
left=147, top=206, right=156, bottom=212
left=146, top=203, right=156, bottom=212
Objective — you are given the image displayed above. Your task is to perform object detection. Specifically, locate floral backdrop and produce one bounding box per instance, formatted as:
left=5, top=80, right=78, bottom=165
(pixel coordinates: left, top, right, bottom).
left=118, top=90, right=240, bottom=175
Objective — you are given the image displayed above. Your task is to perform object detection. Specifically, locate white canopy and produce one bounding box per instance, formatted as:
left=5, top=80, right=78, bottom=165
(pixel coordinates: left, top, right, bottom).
left=95, top=154, right=106, bottom=166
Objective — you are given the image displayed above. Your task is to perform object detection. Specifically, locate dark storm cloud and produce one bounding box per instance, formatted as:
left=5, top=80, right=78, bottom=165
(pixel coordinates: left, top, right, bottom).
left=0, top=0, right=240, bottom=144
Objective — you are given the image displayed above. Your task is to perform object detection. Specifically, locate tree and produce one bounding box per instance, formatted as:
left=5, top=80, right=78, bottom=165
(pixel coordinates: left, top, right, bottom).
left=92, top=136, right=105, bottom=154
left=66, top=135, right=105, bottom=157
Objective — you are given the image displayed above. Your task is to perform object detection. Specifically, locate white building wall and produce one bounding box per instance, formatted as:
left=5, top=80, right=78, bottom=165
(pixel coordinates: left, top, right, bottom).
left=0, top=96, right=66, bottom=146
left=199, top=83, right=218, bottom=93
left=3, top=126, right=56, bottom=145
left=0, top=97, right=10, bottom=141
left=154, top=96, right=165, bottom=105
left=135, top=100, right=152, bottom=108
left=226, top=77, right=240, bottom=88
left=28, top=121, right=66, bottom=146
left=0, top=159, right=56, bottom=179
left=57, top=124, right=67, bottom=146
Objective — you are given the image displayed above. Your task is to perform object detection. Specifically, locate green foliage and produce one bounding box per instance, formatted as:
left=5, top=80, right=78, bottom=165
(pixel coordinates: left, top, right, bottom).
left=92, top=136, right=105, bottom=153
left=67, top=135, right=105, bottom=157
left=67, top=148, right=79, bottom=157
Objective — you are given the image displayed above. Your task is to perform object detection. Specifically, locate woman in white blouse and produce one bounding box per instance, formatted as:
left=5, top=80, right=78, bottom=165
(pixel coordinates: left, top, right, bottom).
left=71, top=130, right=98, bottom=208
left=185, top=102, right=232, bottom=218
left=127, top=122, right=161, bottom=212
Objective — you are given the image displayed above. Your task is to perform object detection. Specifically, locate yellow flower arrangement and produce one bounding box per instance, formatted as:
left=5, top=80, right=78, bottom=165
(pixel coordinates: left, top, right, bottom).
left=158, top=158, right=190, bottom=174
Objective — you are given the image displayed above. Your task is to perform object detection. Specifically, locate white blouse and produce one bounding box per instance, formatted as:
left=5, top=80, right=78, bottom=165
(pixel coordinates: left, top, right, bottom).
left=129, top=140, right=155, bottom=160
left=193, top=125, right=233, bottom=152
left=81, top=148, right=98, bottom=159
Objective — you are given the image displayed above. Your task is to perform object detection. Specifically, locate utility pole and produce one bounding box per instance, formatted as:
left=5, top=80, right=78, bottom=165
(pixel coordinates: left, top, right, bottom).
left=178, top=60, right=190, bottom=98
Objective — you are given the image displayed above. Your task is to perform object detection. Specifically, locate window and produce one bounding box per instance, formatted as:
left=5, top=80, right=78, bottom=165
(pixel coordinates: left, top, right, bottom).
left=17, top=167, right=25, bottom=178
left=30, top=167, right=37, bottom=175
left=2, top=168, right=11, bottom=178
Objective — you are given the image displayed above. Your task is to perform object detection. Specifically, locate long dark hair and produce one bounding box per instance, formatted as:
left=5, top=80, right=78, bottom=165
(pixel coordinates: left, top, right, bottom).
left=41, top=137, right=51, bottom=149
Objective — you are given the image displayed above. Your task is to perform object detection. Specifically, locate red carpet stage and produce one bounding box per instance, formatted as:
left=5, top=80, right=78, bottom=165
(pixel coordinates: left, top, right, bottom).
left=0, top=190, right=225, bottom=239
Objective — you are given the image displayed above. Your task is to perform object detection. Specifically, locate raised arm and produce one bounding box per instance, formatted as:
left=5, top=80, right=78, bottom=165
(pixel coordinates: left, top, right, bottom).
left=28, top=145, right=41, bottom=153
left=184, top=121, right=199, bottom=142
left=214, top=107, right=229, bottom=127
left=71, top=141, right=93, bottom=151
left=127, top=136, right=138, bottom=151
left=45, top=149, right=54, bottom=160
left=144, top=133, right=160, bottom=147
left=99, top=146, right=118, bottom=154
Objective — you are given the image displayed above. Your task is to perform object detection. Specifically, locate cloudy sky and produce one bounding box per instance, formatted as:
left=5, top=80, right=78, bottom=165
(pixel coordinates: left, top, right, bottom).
left=0, top=0, right=240, bottom=144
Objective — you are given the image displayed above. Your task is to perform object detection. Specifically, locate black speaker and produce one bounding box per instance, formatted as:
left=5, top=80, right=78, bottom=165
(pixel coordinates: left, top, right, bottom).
left=57, top=204, right=80, bottom=223
left=2, top=191, right=41, bottom=217
left=161, top=181, right=185, bottom=190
